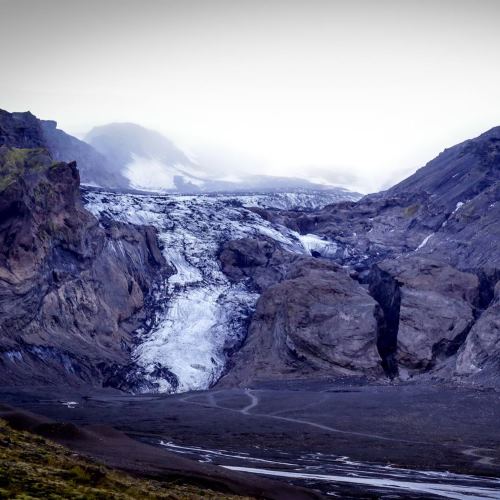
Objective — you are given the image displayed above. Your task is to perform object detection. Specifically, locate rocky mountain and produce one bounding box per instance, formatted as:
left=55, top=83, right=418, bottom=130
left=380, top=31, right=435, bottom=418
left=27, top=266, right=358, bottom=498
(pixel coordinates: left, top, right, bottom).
left=0, top=110, right=131, bottom=189
left=218, top=253, right=383, bottom=387
left=84, top=122, right=361, bottom=202
left=85, top=122, right=202, bottom=192
left=40, top=119, right=130, bottom=189
left=1, top=108, right=499, bottom=392
left=0, top=110, right=172, bottom=387
left=223, top=126, right=500, bottom=386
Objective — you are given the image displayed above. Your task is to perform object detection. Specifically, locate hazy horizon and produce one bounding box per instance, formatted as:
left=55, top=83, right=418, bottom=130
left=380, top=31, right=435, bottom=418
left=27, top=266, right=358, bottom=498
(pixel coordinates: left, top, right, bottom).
left=2, top=0, right=500, bottom=193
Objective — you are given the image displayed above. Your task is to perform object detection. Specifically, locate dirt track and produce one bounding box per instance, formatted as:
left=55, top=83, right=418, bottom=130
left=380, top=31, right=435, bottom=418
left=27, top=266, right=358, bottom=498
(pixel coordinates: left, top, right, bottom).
left=1, top=380, right=499, bottom=498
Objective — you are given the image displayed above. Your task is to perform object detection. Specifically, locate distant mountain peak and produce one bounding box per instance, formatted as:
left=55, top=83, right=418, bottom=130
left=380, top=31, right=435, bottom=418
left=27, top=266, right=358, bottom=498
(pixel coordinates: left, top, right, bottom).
left=83, top=121, right=360, bottom=198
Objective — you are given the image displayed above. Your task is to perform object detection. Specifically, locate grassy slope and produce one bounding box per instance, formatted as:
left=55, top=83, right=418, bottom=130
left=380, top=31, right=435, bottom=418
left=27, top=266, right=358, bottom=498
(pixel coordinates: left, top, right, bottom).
left=0, top=420, right=247, bottom=499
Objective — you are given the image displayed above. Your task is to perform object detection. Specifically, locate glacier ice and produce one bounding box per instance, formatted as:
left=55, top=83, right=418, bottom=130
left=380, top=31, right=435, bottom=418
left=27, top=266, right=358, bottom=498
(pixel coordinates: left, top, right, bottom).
left=84, top=190, right=308, bottom=393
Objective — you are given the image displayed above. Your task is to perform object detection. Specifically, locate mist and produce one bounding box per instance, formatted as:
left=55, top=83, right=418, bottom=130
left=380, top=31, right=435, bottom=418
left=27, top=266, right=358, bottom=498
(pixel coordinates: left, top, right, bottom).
left=1, top=0, right=500, bottom=192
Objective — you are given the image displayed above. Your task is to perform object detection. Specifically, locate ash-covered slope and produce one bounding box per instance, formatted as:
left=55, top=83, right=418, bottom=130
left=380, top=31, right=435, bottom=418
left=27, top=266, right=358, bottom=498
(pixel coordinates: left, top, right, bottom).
left=386, top=126, right=500, bottom=205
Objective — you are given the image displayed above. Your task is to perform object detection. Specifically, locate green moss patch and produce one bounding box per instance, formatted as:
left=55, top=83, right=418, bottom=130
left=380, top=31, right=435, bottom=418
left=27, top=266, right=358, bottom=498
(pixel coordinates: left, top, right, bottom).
left=0, top=147, right=54, bottom=192
left=404, top=204, right=420, bottom=217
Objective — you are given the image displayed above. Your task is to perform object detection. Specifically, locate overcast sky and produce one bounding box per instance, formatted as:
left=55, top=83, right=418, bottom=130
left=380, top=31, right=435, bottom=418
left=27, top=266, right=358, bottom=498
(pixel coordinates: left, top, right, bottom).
left=1, top=0, right=500, bottom=192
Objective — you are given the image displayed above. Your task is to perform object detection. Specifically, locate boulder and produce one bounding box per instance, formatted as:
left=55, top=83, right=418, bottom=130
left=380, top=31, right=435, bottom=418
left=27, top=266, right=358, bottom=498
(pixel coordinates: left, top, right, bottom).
left=219, top=258, right=382, bottom=386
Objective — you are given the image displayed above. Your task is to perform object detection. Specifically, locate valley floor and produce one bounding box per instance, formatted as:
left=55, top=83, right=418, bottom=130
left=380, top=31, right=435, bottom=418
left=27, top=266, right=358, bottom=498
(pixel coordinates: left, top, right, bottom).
left=1, top=381, right=499, bottom=499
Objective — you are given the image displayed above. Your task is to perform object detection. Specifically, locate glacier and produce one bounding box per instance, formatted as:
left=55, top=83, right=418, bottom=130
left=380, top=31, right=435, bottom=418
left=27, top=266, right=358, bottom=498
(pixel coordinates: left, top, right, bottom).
left=83, top=189, right=318, bottom=393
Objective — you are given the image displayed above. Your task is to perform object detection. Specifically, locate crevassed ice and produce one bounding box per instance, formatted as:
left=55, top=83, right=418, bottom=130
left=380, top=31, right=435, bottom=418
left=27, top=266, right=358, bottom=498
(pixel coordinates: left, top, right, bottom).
left=297, top=233, right=338, bottom=258
left=84, top=190, right=306, bottom=393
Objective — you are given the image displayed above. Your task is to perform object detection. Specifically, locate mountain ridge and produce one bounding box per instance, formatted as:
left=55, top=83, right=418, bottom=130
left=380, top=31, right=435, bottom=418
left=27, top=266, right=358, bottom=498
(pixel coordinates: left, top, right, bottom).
left=0, top=107, right=499, bottom=392
left=84, top=121, right=362, bottom=198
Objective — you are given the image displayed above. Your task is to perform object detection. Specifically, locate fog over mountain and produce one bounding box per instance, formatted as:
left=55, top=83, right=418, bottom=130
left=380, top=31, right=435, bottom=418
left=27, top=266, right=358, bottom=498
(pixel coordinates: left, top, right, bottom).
left=2, top=1, right=500, bottom=499
left=82, top=121, right=360, bottom=201
left=2, top=0, right=500, bottom=192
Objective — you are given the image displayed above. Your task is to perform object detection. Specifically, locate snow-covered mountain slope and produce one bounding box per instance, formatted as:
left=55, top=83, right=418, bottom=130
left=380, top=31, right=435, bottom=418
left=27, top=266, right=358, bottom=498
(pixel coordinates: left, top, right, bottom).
left=124, top=154, right=208, bottom=192
left=83, top=189, right=319, bottom=393
left=84, top=122, right=362, bottom=199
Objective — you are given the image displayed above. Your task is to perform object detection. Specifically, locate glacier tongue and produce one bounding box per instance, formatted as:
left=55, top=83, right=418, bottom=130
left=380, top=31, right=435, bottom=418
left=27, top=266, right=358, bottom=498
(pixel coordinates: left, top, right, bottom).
left=83, top=190, right=306, bottom=393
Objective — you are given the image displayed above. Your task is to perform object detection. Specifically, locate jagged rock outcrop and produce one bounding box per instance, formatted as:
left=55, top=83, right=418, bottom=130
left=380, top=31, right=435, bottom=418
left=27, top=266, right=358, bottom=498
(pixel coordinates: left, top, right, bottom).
left=0, top=114, right=171, bottom=388
left=0, top=109, right=129, bottom=189
left=41, top=120, right=130, bottom=189
left=219, top=236, right=299, bottom=292
left=456, top=281, right=500, bottom=381
left=0, top=110, right=46, bottom=149
left=368, top=257, right=479, bottom=376
left=223, top=127, right=500, bottom=387
left=218, top=243, right=382, bottom=386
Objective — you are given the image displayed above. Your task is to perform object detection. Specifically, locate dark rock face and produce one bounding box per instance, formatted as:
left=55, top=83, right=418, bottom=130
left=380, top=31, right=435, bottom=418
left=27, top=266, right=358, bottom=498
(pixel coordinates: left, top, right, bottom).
left=386, top=126, right=500, bottom=205
left=219, top=257, right=382, bottom=387
left=0, top=114, right=171, bottom=388
left=0, top=110, right=46, bottom=149
left=219, top=236, right=298, bottom=292
left=456, top=281, right=500, bottom=381
left=40, top=120, right=130, bottom=189
left=0, top=109, right=129, bottom=189
left=369, top=257, right=479, bottom=374
left=220, top=127, right=500, bottom=387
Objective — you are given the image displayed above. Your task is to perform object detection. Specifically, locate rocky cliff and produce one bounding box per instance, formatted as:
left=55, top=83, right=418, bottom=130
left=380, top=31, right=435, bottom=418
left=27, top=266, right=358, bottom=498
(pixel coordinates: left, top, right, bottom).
left=0, top=109, right=130, bottom=189
left=41, top=120, right=130, bottom=189
left=1, top=109, right=499, bottom=392
left=0, top=110, right=171, bottom=388
left=219, top=250, right=383, bottom=387
left=218, top=127, right=500, bottom=387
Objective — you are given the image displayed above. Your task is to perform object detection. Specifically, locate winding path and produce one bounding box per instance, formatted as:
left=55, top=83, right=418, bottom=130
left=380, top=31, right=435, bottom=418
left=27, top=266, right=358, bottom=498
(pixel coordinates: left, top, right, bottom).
left=180, top=390, right=432, bottom=445
left=241, top=389, right=259, bottom=415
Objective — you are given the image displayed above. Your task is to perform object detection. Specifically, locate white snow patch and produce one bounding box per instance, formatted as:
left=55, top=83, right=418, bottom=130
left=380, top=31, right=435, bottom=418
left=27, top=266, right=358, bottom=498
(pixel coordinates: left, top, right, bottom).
left=124, top=155, right=207, bottom=191
left=61, top=401, right=79, bottom=409
left=215, top=174, right=244, bottom=183
left=124, top=155, right=177, bottom=190
left=416, top=233, right=434, bottom=251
